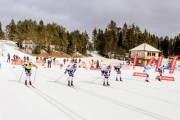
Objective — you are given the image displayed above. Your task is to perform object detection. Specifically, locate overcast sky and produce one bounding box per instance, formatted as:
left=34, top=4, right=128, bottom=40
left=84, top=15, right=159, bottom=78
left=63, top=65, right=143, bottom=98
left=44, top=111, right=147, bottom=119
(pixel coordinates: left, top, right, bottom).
left=0, top=0, right=180, bottom=39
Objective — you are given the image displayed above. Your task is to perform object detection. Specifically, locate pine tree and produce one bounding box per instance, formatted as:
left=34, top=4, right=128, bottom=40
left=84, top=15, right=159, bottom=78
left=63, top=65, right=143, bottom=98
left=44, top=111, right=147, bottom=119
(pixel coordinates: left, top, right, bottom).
left=121, top=23, right=128, bottom=51
left=104, top=20, right=119, bottom=57
left=160, top=36, right=169, bottom=58
left=6, top=19, right=17, bottom=40
left=174, top=35, right=180, bottom=56
left=92, top=28, right=98, bottom=50
left=169, top=38, right=175, bottom=56
left=0, top=22, right=4, bottom=39
left=97, top=29, right=105, bottom=56
left=37, top=20, right=46, bottom=50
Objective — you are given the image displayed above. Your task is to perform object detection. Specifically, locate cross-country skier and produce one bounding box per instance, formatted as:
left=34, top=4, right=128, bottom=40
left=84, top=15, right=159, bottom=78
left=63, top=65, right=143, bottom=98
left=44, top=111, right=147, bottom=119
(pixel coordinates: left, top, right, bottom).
left=64, top=64, right=77, bottom=86
left=100, top=65, right=111, bottom=86
left=143, top=64, right=152, bottom=82
left=22, top=62, right=37, bottom=85
left=158, top=65, right=165, bottom=81
left=114, top=63, right=122, bottom=81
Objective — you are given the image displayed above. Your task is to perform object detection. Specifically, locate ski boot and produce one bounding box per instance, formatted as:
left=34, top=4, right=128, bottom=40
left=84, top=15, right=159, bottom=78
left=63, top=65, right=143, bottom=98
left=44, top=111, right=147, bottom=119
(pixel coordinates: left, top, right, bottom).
left=71, top=81, right=74, bottom=87
left=145, top=80, right=149, bottom=82
left=25, top=80, right=27, bottom=85
left=107, top=82, right=110, bottom=86
left=68, top=81, right=70, bottom=86
left=120, top=77, right=122, bottom=81
left=116, top=77, right=118, bottom=81
left=103, top=82, right=106, bottom=86
left=29, top=81, right=32, bottom=85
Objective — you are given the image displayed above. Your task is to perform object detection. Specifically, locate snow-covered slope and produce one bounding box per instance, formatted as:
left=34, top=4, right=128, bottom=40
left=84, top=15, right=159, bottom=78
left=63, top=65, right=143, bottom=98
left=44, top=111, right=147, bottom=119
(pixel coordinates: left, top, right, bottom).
left=0, top=40, right=180, bottom=120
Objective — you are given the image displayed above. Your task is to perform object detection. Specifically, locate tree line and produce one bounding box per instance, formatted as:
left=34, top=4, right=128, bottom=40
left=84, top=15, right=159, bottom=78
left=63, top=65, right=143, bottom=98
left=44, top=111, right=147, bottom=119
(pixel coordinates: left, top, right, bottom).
left=0, top=19, right=179, bottom=58
left=92, top=20, right=180, bottom=58
left=1, top=19, right=89, bottom=55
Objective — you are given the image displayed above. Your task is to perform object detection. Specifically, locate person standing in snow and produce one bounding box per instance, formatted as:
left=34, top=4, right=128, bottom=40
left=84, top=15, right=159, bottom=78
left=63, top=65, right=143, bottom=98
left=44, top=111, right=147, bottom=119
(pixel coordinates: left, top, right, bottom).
left=7, top=53, right=10, bottom=63
left=63, top=58, right=66, bottom=65
left=47, top=56, right=52, bottom=68
left=143, top=64, right=153, bottom=82
left=22, top=62, right=37, bottom=85
left=114, top=63, right=122, bottom=81
left=64, top=64, right=77, bottom=86
left=96, top=60, right=100, bottom=69
left=27, top=56, right=29, bottom=62
left=100, top=65, right=111, bottom=86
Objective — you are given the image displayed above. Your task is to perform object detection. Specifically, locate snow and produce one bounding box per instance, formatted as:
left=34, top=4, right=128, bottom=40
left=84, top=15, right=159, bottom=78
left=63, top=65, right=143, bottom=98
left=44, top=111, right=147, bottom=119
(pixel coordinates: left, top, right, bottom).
left=0, top=40, right=180, bottom=120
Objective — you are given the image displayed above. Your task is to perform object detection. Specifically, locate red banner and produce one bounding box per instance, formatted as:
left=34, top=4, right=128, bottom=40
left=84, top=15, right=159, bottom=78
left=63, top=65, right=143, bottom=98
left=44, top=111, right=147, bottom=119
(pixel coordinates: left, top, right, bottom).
left=169, top=55, right=179, bottom=74
left=156, top=76, right=175, bottom=81
left=147, top=57, right=155, bottom=66
left=133, top=72, right=147, bottom=77
left=133, top=53, right=138, bottom=68
left=155, top=55, right=164, bottom=72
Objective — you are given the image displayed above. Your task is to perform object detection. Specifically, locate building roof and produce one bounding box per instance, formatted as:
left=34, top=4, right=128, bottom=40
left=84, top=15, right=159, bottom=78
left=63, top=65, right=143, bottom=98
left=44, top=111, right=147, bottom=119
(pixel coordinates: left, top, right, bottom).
left=22, top=40, right=33, bottom=44
left=129, top=43, right=161, bottom=52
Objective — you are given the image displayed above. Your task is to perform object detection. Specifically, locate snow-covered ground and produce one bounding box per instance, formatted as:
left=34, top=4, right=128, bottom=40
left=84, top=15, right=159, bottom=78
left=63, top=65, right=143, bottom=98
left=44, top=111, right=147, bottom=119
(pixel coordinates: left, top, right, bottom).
left=0, top=40, right=180, bottom=120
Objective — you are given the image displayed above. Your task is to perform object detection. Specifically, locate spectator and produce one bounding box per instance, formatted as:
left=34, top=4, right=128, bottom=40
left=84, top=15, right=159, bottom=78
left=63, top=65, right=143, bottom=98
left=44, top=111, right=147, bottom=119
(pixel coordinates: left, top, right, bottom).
left=63, top=58, right=66, bottom=65
left=13, top=54, right=16, bottom=60
left=27, top=56, right=29, bottom=62
left=79, top=58, right=81, bottom=63
left=47, top=56, right=52, bottom=68
left=36, top=56, right=39, bottom=62
left=96, top=60, right=100, bottom=69
left=7, top=53, right=10, bottom=63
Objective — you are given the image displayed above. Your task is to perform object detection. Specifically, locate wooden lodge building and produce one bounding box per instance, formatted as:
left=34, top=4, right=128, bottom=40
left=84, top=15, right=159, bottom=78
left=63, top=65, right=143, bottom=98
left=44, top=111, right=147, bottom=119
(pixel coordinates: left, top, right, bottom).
left=129, top=43, right=161, bottom=66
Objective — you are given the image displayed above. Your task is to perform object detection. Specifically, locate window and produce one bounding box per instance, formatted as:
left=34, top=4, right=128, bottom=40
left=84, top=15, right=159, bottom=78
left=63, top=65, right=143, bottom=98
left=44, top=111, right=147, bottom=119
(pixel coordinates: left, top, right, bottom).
left=147, top=52, right=151, bottom=56
left=152, top=53, right=155, bottom=56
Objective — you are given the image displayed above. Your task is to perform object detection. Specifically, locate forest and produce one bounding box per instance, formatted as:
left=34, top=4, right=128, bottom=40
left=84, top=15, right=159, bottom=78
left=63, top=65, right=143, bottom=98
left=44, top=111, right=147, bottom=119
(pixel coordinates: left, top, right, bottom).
left=0, top=19, right=179, bottom=58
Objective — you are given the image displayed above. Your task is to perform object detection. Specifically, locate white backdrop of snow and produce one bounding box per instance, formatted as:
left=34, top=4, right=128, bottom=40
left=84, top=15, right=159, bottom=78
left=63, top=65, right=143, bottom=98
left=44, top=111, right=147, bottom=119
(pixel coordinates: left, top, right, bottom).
left=0, top=40, right=180, bottom=120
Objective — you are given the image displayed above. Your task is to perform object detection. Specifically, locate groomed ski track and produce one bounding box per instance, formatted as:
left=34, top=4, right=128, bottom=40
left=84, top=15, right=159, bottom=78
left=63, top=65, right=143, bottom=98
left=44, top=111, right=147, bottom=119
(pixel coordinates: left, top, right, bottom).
left=0, top=40, right=180, bottom=120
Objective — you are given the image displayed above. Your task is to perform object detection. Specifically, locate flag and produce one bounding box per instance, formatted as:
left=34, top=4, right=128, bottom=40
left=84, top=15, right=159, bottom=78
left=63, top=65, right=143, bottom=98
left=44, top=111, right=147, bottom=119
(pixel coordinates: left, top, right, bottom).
left=133, top=53, right=138, bottom=68
left=155, top=55, right=164, bottom=72
left=147, top=57, right=155, bottom=66
left=169, top=55, right=179, bottom=74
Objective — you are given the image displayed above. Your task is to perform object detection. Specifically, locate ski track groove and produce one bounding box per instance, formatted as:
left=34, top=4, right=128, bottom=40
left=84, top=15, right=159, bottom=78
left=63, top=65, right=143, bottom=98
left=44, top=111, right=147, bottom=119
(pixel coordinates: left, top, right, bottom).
left=8, top=67, right=86, bottom=120
left=92, top=75, right=180, bottom=95
left=73, top=86, right=172, bottom=120
left=109, top=86, right=180, bottom=106
left=29, top=87, right=86, bottom=120
left=122, top=77, right=180, bottom=95
left=79, top=80, right=180, bottom=107
left=51, top=81, right=172, bottom=120
left=9, top=67, right=176, bottom=120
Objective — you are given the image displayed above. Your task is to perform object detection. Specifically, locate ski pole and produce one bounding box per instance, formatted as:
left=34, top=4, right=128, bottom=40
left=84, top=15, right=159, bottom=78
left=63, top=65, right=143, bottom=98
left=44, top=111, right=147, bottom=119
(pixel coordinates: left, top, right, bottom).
left=54, top=74, right=65, bottom=82
left=18, top=69, right=24, bottom=83
left=33, top=69, right=37, bottom=84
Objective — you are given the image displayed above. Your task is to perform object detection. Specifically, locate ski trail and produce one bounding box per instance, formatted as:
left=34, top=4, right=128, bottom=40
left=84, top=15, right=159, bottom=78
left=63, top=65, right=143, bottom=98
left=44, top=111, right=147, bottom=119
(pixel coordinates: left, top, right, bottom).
left=30, top=87, right=86, bottom=120
left=81, top=80, right=180, bottom=106
left=72, top=87, right=172, bottom=120
left=111, top=86, right=180, bottom=106
left=7, top=66, right=86, bottom=120
left=122, top=77, right=180, bottom=95
left=41, top=68, right=180, bottom=108
left=47, top=79, right=173, bottom=120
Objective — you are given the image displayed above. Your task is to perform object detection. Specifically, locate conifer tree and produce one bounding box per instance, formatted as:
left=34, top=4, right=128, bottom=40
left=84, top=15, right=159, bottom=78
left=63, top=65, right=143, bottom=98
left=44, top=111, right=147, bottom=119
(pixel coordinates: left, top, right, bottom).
left=0, top=22, right=4, bottom=39
left=6, top=19, right=17, bottom=40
